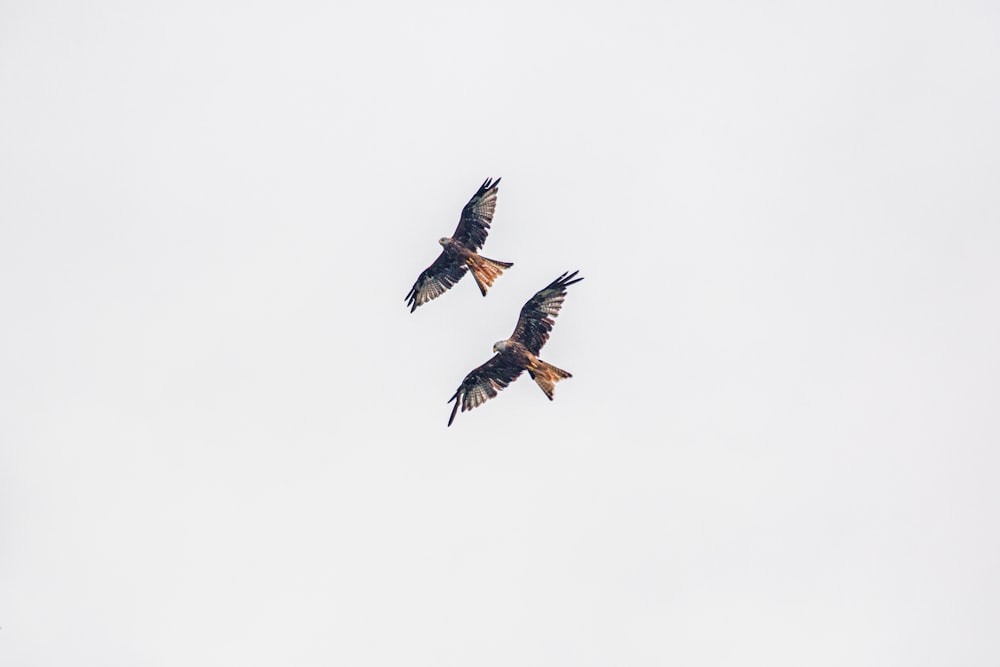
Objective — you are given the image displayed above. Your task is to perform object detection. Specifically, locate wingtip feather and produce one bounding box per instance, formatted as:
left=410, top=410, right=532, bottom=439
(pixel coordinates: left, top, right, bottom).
left=561, top=269, right=584, bottom=287
left=548, top=270, right=584, bottom=290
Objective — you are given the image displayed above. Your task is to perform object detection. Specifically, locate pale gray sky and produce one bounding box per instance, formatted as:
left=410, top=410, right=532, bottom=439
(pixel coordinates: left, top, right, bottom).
left=2, top=0, right=999, bottom=664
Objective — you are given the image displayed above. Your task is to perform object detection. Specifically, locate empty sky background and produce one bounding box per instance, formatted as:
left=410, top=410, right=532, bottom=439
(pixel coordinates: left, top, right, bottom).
left=2, top=0, right=999, bottom=664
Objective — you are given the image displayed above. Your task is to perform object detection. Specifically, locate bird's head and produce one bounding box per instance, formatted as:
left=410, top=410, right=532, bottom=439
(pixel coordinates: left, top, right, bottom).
left=438, top=237, right=451, bottom=246
left=493, top=340, right=510, bottom=354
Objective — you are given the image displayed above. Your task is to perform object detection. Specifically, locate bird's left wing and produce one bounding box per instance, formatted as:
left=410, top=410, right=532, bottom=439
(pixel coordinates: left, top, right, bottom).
left=510, top=270, right=583, bottom=354
left=447, top=354, right=524, bottom=426
left=451, top=177, right=501, bottom=251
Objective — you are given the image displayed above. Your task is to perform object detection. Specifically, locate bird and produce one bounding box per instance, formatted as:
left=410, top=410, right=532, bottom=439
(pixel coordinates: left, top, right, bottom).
left=405, top=178, right=513, bottom=312
left=447, top=270, right=583, bottom=426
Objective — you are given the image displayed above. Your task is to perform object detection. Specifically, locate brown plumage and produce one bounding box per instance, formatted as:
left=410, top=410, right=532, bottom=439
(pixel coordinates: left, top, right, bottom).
left=447, top=271, right=583, bottom=426
left=405, top=178, right=513, bottom=312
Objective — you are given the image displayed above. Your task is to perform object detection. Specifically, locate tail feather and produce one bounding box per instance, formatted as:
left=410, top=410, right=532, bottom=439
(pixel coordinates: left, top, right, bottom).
left=529, top=361, right=572, bottom=400
left=467, top=254, right=513, bottom=296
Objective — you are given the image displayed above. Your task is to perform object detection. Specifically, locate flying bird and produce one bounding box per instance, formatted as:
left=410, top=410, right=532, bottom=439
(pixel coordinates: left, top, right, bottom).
left=405, top=178, right=513, bottom=312
left=447, top=270, right=583, bottom=426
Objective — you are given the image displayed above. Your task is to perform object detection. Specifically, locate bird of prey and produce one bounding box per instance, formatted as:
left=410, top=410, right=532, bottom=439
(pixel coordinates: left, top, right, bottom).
left=447, top=270, right=583, bottom=426
left=405, top=178, right=513, bottom=312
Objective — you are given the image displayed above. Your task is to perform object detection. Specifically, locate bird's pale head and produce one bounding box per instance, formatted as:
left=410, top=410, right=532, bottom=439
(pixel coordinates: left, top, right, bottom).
left=438, top=237, right=451, bottom=246
left=493, top=340, right=511, bottom=354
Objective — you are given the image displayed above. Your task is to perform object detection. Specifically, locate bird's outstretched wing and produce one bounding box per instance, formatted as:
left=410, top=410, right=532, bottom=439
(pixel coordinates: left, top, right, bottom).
left=447, top=354, right=524, bottom=426
left=405, top=252, right=467, bottom=312
left=510, top=270, right=583, bottom=354
left=451, top=177, right=501, bottom=251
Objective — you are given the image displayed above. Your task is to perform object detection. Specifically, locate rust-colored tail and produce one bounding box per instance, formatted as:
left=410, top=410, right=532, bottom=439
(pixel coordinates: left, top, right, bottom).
left=466, top=254, right=513, bottom=296
left=529, top=360, right=572, bottom=400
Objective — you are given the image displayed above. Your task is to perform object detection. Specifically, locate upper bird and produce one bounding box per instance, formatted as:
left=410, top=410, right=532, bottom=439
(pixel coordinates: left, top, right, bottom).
left=447, top=270, right=583, bottom=426
left=405, top=178, right=513, bottom=312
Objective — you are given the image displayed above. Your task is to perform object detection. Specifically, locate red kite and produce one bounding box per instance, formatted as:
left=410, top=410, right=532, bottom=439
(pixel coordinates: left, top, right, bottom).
left=448, top=271, right=583, bottom=426
left=405, top=178, right=513, bottom=312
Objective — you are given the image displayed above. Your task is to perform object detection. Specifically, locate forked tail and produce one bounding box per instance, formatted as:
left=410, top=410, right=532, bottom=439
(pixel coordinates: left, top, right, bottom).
left=529, top=361, right=572, bottom=400
left=466, top=254, right=513, bottom=296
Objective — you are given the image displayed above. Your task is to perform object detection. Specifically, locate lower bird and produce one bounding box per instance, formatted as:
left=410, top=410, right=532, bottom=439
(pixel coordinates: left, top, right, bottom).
left=448, top=271, right=583, bottom=426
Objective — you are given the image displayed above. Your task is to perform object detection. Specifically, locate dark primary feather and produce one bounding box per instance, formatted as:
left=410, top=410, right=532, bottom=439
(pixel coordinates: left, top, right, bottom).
left=510, top=270, right=584, bottom=354
left=405, top=251, right=467, bottom=312
left=452, top=177, right=501, bottom=251
left=447, top=354, right=524, bottom=426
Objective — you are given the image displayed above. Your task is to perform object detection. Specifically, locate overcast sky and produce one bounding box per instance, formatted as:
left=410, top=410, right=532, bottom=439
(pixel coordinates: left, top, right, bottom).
left=1, top=0, right=999, bottom=665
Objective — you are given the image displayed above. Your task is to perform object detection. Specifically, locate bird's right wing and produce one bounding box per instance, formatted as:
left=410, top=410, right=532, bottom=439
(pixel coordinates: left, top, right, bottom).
left=405, top=251, right=468, bottom=312
left=447, top=354, right=524, bottom=426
